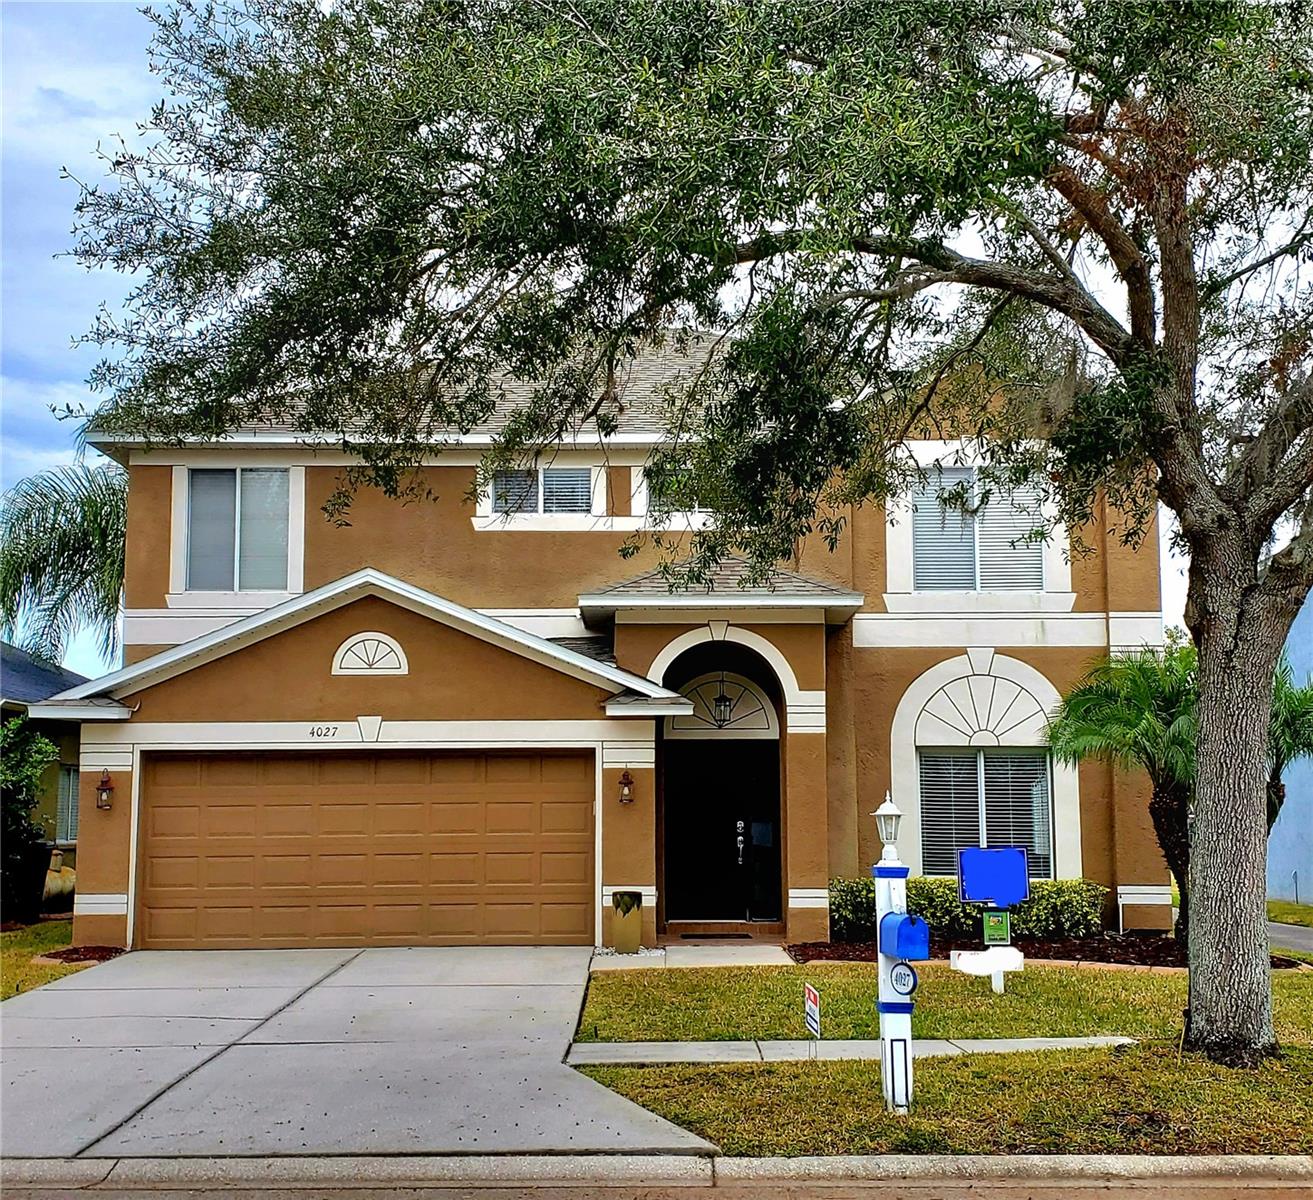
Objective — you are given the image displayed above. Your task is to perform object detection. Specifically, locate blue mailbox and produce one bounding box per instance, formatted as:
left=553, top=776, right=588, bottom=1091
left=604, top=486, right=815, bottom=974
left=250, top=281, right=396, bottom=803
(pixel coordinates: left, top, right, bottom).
left=879, top=911, right=930, bottom=961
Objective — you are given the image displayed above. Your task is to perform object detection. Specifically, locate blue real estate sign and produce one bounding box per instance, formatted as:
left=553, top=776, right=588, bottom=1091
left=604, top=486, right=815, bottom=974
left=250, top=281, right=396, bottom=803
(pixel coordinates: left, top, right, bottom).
left=958, top=846, right=1030, bottom=909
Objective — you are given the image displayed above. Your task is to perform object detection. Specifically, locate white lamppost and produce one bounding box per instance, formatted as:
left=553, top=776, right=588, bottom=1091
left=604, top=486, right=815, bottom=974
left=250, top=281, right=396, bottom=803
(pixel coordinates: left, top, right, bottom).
left=872, top=792, right=926, bottom=1114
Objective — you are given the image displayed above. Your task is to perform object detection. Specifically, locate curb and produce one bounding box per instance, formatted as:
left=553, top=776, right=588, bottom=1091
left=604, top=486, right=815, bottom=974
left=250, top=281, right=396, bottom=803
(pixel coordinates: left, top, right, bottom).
left=4, top=1153, right=1311, bottom=1189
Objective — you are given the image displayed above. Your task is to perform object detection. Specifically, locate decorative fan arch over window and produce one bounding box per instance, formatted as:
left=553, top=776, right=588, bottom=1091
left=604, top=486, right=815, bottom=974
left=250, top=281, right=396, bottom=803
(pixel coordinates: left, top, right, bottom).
left=332, top=631, right=409, bottom=676
left=666, top=672, right=779, bottom=740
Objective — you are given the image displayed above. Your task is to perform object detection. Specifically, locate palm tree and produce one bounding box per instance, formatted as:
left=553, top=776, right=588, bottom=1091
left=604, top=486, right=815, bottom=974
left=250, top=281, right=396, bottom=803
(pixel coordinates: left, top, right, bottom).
left=1049, top=637, right=1313, bottom=944
left=0, top=463, right=128, bottom=663
left=1048, top=641, right=1198, bottom=942
left=1269, top=657, right=1313, bottom=832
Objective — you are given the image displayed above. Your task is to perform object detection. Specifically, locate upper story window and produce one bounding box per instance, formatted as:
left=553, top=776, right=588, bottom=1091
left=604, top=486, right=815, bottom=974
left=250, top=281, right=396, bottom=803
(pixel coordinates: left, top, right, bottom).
left=919, top=748, right=1053, bottom=878
left=912, top=467, right=1043, bottom=592
left=491, top=467, right=592, bottom=515
left=187, top=468, right=290, bottom=590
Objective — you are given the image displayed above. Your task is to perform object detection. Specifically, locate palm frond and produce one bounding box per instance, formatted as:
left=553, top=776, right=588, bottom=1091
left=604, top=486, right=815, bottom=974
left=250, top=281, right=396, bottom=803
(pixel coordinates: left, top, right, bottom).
left=0, top=462, right=128, bottom=662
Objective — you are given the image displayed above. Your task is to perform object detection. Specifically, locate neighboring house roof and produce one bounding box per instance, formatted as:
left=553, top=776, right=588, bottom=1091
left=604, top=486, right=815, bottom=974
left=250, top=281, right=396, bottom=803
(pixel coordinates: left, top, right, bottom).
left=33, top=569, right=689, bottom=720
left=0, top=642, right=88, bottom=707
left=86, top=334, right=725, bottom=453
left=579, top=555, right=864, bottom=622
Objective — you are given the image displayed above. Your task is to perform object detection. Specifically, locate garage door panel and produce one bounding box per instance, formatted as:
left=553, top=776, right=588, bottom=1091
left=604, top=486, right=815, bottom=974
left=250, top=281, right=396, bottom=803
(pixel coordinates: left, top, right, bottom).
left=137, top=751, right=594, bottom=948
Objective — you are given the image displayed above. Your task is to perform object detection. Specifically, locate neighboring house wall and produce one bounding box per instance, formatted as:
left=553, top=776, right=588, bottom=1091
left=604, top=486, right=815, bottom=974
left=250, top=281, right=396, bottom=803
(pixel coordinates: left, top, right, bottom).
left=1269, top=602, right=1313, bottom=903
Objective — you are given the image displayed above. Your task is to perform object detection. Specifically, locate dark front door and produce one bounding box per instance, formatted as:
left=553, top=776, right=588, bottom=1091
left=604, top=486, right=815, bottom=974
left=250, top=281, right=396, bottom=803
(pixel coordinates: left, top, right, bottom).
left=663, top=739, right=782, bottom=922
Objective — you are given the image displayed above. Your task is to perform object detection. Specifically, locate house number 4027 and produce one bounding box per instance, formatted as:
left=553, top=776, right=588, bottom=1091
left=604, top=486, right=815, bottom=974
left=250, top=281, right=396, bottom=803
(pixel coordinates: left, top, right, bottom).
left=308, top=725, right=339, bottom=738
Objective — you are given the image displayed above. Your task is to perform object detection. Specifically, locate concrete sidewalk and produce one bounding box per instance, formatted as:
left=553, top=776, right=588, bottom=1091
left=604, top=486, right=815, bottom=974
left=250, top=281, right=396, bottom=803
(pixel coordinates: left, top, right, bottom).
left=568, top=1035, right=1135, bottom=1064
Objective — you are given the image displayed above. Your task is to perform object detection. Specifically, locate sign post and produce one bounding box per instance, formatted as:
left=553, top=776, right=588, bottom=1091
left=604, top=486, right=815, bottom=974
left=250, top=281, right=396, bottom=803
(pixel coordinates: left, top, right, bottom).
left=953, top=847, right=1028, bottom=994
left=872, top=794, right=929, bottom=1114
left=804, top=982, right=821, bottom=1059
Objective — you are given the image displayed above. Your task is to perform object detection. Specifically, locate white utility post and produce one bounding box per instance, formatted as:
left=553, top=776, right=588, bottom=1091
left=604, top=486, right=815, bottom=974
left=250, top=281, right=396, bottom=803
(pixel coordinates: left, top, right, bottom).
left=872, top=793, right=928, bottom=1115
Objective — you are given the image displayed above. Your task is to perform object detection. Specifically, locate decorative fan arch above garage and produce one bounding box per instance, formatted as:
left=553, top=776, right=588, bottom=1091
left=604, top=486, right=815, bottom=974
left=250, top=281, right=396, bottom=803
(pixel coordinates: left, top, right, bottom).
left=332, top=631, right=409, bottom=675
left=667, top=672, right=780, bottom=740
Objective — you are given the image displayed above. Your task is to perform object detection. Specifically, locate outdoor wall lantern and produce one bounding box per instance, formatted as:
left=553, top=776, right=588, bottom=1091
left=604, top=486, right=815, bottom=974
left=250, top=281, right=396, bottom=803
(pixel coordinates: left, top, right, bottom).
left=874, top=792, right=902, bottom=861
left=617, top=770, right=636, bottom=804
left=712, top=671, right=733, bottom=728
left=95, top=769, right=115, bottom=810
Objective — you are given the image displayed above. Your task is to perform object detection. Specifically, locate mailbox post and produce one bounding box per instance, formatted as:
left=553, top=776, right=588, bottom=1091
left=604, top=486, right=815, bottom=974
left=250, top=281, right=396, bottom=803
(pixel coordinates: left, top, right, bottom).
left=872, top=794, right=929, bottom=1114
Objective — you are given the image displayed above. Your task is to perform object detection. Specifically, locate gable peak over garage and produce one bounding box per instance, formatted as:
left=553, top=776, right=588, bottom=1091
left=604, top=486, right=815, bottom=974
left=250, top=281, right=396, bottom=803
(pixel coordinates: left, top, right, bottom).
left=41, top=568, right=684, bottom=712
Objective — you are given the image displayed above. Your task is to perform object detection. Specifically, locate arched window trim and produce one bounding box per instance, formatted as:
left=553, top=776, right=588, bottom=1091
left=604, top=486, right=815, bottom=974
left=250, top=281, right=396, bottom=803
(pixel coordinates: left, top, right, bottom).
left=666, top=672, right=780, bottom=740
left=331, top=631, right=409, bottom=676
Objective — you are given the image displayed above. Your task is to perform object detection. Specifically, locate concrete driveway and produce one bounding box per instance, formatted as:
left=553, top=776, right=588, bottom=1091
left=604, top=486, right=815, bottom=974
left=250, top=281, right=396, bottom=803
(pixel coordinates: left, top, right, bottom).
left=0, top=947, right=711, bottom=1158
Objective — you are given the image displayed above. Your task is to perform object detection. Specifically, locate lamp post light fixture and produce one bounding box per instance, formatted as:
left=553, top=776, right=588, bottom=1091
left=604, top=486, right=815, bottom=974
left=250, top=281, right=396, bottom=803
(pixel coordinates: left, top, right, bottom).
left=617, top=770, right=636, bottom=804
left=95, top=769, right=115, bottom=810
left=874, top=793, right=902, bottom=862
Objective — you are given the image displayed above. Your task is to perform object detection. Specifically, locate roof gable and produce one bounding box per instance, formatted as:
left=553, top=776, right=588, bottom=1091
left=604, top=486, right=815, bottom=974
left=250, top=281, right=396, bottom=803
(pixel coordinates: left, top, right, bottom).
left=54, top=569, right=681, bottom=704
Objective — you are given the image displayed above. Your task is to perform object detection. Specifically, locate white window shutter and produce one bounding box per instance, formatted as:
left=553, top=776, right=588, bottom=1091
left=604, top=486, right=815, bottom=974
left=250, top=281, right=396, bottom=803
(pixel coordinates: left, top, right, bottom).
left=238, top=469, right=290, bottom=590
left=492, top=469, right=539, bottom=513
left=982, top=750, right=1053, bottom=877
left=187, top=470, right=236, bottom=590
left=912, top=468, right=976, bottom=590
left=918, top=750, right=981, bottom=875
left=977, top=483, right=1044, bottom=590
left=542, top=468, right=592, bottom=513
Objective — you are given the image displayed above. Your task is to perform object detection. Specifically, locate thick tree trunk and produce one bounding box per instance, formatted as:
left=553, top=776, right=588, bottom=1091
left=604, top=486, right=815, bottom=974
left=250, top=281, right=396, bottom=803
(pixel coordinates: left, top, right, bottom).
left=1184, top=549, right=1286, bottom=1065
left=1147, top=782, right=1190, bottom=945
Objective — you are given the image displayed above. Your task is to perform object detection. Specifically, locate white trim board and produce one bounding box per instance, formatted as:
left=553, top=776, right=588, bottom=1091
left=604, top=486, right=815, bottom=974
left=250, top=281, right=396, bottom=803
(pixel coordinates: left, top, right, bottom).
left=853, top=611, right=1164, bottom=649
left=56, top=568, right=682, bottom=705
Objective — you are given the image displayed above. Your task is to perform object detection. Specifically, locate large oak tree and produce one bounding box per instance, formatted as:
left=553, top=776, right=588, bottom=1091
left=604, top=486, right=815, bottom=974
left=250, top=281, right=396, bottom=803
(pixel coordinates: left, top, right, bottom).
left=74, top=0, right=1312, bottom=1063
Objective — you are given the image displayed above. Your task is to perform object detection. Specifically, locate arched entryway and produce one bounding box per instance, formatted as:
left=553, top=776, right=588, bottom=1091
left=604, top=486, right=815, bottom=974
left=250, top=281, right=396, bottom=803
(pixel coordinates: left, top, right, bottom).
left=659, top=643, right=784, bottom=931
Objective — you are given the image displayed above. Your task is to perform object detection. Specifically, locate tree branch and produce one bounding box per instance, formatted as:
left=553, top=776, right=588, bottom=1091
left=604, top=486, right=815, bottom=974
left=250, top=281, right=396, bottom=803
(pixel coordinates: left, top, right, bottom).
left=1202, top=217, right=1313, bottom=300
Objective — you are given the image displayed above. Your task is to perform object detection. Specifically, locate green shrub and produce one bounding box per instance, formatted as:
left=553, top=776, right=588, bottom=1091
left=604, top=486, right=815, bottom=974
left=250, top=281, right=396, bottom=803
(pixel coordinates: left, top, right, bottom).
left=827, top=875, right=1107, bottom=942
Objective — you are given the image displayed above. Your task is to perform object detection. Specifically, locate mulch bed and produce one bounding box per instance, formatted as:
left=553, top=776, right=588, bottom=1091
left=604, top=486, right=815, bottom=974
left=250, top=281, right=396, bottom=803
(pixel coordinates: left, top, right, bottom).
left=788, top=935, right=1304, bottom=970
left=35, top=945, right=127, bottom=964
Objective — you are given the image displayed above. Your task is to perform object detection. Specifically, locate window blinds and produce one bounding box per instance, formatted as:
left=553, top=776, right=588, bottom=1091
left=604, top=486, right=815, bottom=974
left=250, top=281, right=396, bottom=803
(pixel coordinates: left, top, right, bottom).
left=492, top=470, right=539, bottom=513
left=911, top=468, right=1044, bottom=592
left=912, top=468, right=976, bottom=590
left=977, top=482, right=1044, bottom=590
left=187, top=470, right=237, bottom=589
left=918, top=748, right=1054, bottom=877
left=238, top=469, right=289, bottom=590
left=542, top=468, right=592, bottom=513
left=918, top=749, right=983, bottom=875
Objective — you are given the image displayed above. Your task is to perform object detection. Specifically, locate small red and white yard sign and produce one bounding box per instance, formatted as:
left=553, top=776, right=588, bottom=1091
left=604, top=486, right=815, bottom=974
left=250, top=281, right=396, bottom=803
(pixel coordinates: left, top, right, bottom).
left=803, top=982, right=821, bottom=1039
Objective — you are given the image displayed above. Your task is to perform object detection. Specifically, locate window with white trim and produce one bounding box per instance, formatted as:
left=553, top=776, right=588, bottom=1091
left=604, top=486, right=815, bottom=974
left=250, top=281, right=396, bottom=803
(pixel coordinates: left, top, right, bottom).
left=491, top=467, right=592, bottom=514
left=187, top=468, right=290, bottom=590
left=918, top=748, right=1053, bottom=877
left=911, top=467, right=1044, bottom=591
left=56, top=765, right=79, bottom=843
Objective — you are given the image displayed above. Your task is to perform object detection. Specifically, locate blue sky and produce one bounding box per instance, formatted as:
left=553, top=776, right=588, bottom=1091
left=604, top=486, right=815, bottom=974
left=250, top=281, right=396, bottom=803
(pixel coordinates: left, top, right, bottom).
left=0, top=2, right=1188, bottom=682
left=2, top=0, right=156, bottom=676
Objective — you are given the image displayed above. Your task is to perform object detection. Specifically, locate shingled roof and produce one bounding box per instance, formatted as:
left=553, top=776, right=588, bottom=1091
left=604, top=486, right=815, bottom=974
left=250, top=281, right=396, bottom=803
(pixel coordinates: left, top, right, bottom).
left=89, top=334, right=725, bottom=449
left=592, top=556, right=861, bottom=599
left=0, top=642, right=89, bottom=707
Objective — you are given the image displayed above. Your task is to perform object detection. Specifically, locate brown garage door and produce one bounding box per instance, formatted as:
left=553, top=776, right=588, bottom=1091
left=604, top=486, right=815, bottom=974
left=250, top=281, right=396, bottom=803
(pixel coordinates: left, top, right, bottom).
left=135, top=751, right=594, bottom=948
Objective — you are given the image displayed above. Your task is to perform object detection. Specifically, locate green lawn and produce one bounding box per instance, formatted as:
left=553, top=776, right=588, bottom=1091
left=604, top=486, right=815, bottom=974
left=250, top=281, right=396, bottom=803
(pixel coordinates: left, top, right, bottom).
left=0, top=919, right=88, bottom=1000
left=581, top=1043, right=1313, bottom=1156
left=578, top=962, right=1313, bottom=1044
left=1270, top=898, right=1313, bottom=928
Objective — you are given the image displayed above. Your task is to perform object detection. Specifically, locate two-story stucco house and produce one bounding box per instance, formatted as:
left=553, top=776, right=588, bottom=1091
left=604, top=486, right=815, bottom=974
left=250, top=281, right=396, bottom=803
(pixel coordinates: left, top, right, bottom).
left=35, top=346, right=1172, bottom=950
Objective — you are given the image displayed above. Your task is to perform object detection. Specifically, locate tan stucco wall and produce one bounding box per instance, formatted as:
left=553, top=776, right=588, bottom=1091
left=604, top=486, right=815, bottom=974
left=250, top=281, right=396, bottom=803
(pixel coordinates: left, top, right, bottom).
left=613, top=621, right=827, bottom=692
left=842, top=643, right=1170, bottom=905
left=120, top=459, right=1164, bottom=617
left=124, top=465, right=173, bottom=609
left=71, top=766, right=133, bottom=946
left=304, top=467, right=673, bottom=609
left=121, top=596, right=611, bottom=723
